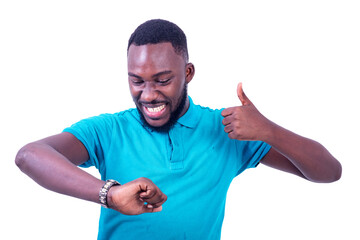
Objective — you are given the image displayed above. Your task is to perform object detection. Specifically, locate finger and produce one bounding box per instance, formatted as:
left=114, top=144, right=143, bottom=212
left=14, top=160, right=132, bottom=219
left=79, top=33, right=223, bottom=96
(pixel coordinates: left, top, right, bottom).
left=237, top=82, right=252, bottom=106
left=139, top=188, right=156, bottom=199
left=222, top=116, right=233, bottom=126
left=221, top=107, right=235, bottom=117
left=145, top=201, right=162, bottom=210
left=140, top=188, right=166, bottom=205
left=224, top=125, right=233, bottom=134
left=143, top=205, right=162, bottom=213
left=227, top=132, right=237, bottom=139
left=146, top=203, right=154, bottom=209
left=148, top=194, right=167, bottom=208
left=143, top=192, right=166, bottom=206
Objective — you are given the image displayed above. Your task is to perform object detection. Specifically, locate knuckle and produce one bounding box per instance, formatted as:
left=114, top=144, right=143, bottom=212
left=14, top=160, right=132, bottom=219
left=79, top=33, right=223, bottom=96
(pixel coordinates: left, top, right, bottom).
left=152, top=188, right=158, bottom=195
left=159, top=194, right=166, bottom=202
left=139, top=177, right=152, bottom=184
left=138, top=177, right=146, bottom=181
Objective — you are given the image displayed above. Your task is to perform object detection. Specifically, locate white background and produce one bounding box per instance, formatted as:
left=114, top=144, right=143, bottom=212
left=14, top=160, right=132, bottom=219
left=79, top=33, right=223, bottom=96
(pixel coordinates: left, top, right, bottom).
left=1, top=1, right=359, bottom=239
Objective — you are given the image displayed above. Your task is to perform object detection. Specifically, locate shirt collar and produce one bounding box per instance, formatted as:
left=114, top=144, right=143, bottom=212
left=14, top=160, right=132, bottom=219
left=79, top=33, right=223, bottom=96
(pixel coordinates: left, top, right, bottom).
left=177, top=96, right=200, bottom=129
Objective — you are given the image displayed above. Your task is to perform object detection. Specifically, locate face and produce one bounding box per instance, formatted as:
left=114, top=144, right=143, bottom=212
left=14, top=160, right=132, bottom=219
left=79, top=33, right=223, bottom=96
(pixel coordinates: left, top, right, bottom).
left=128, top=42, right=195, bottom=131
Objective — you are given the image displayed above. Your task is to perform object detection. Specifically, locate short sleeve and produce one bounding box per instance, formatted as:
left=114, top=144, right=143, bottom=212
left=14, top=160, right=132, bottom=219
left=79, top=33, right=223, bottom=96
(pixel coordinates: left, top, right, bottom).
left=235, top=140, right=271, bottom=176
left=63, top=114, right=114, bottom=175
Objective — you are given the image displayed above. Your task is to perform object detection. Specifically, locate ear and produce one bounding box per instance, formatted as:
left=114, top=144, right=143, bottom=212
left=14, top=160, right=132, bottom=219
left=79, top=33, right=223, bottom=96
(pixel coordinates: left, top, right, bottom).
left=185, top=63, right=195, bottom=84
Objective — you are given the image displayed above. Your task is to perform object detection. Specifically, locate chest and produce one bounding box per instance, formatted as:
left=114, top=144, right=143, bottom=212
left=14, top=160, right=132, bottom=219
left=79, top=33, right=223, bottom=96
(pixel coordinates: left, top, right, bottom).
left=103, top=124, right=237, bottom=190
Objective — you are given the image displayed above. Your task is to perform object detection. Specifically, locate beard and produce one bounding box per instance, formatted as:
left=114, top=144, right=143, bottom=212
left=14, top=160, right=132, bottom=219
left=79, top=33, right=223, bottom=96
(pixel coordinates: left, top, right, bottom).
left=136, top=84, right=188, bottom=133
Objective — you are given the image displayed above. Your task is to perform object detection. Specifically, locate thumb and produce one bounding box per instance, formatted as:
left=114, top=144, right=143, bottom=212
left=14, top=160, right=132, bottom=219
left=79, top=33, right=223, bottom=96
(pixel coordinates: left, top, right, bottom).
left=237, top=82, right=252, bottom=106
left=143, top=205, right=162, bottom=213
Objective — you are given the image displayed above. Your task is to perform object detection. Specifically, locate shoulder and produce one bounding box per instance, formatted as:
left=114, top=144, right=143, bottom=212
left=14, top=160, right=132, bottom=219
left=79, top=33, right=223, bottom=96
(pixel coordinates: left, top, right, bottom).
left=189, top=100, right=226, bottom=136
left=88, top=108, right=138, bottom=123
left=193, top=102, right=223, bottom=123
left=65, top=108, right=141, bottom=132
left=198, top=105, right=222, bottom=116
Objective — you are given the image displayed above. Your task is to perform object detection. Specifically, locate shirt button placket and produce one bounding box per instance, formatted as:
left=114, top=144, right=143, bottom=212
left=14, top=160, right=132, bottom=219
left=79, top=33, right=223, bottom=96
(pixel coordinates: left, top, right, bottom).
left=168, top=125, right=184, bottom=170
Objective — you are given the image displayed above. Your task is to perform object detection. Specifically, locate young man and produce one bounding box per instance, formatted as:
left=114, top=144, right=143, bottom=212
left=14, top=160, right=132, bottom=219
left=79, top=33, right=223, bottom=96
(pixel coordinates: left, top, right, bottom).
left=16, top=19, right=341, bottom=240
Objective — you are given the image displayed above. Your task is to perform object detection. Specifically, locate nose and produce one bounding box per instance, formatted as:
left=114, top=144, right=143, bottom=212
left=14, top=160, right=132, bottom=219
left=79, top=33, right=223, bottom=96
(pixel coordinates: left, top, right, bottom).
left=140, top=82, right=158, bottom=103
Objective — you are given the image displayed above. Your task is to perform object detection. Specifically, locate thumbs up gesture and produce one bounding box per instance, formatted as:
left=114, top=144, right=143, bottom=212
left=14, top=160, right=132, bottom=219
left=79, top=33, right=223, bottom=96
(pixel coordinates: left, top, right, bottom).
left=221, top=83, right=271, bottom=141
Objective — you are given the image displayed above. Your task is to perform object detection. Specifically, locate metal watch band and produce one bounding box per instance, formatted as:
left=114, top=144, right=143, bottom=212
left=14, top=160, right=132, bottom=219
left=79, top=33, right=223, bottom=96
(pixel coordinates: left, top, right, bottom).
left=99, top=179, right=121, bottom=208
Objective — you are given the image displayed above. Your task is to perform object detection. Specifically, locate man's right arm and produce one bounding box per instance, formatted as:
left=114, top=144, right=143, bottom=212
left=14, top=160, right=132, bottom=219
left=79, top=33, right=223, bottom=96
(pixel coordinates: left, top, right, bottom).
left=15, top=132, right=167, bottom=214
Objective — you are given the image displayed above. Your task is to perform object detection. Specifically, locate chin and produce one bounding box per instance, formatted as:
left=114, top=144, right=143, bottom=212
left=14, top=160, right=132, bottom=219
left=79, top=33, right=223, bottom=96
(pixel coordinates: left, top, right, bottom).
left=146, top=119, right=169, bottom=128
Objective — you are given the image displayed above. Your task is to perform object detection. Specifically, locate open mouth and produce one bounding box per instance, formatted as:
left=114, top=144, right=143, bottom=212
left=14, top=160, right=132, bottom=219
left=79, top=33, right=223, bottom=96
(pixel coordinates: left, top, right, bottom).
left=146, top=105, right=166, bottom=113
left=142, top=104, right=168, bottom=119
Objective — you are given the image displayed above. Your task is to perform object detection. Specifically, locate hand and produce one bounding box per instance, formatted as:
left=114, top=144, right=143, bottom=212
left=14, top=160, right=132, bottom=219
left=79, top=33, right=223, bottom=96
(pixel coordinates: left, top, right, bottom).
left=221, top=83, right=272, bottom=141
left=107, top=177, right=167, bottom=215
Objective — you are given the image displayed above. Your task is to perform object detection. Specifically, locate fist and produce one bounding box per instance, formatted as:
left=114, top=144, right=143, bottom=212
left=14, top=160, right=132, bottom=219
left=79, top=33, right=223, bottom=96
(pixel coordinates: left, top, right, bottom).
left=107, top=177, right=167, bottom=215
left=221, top=83, right=271, bottom=141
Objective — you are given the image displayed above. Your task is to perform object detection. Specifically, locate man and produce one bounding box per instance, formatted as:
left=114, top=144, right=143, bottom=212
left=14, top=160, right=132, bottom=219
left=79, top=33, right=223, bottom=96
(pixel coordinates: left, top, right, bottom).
left=15, top=19, right=341, bottom=239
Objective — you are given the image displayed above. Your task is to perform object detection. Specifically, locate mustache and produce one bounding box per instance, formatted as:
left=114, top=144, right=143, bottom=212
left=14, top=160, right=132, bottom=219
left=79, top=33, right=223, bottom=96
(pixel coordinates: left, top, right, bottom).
left=137, top=100, right=168, bottom=105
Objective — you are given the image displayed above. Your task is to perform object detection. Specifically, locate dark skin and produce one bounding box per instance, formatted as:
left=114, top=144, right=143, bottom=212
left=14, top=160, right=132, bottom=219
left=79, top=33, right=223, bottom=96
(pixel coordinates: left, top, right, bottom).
left=222, top=83, right=342, bottom=182
left=15, top=133, right=167, bottom=215
left=128, top=43, right=194, bottom=127
left=15, top=42, right=341, bottom=217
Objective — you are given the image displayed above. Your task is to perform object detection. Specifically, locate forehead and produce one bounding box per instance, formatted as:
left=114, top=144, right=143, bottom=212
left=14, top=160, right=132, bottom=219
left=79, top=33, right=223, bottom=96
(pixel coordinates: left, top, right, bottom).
left=127, top=42, right=185, bottom=74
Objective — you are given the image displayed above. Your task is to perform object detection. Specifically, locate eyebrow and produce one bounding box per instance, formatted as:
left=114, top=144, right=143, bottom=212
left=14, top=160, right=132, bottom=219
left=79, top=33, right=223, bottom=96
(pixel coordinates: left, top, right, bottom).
left=128, top=70, right=173, bottom=79
left=152, top=70, right=172, bottom=78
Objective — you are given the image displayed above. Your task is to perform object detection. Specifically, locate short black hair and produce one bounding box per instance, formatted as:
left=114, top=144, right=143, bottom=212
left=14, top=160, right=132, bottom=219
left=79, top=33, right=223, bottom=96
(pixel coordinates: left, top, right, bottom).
left=128, top=19, right=189, bottom=61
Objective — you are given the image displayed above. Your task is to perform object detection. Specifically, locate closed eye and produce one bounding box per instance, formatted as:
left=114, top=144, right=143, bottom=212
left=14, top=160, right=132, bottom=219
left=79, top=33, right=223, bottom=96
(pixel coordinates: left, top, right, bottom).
left=157, top=77, right=172, bottom=85
left=128, top=72, right=144, bottom=86
left=130, top=79, right=144, bottom=85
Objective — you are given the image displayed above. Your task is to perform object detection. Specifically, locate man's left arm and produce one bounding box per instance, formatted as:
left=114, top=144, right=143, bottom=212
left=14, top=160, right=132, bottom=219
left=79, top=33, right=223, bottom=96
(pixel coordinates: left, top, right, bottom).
left=221, top=83, right=342, bottom=183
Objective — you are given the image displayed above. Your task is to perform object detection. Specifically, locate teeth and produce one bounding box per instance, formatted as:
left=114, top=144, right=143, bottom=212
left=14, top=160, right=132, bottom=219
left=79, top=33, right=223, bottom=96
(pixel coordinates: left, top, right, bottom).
left=146, top=105, right=165, bottom=113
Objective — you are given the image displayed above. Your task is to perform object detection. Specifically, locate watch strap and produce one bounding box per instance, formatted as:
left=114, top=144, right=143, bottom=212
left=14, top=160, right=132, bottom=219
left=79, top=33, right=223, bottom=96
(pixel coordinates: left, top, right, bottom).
left=99, top=179, right=120, bottom=208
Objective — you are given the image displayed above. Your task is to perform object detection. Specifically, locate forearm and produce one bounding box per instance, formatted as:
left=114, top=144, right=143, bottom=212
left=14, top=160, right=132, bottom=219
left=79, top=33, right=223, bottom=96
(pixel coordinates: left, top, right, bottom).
left=15, top=142, right=104, bottom=203
left=263, top=122, right=342, bottom=182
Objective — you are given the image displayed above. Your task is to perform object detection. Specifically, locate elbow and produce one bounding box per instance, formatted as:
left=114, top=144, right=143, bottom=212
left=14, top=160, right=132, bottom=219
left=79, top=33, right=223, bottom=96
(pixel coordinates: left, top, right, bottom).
left=308, top=161, right=342, bottom=183
left=332, top=161, right=342, bottom=182
left=15, top=145, right=26, bottom=170
left=15, top=143, right=37, bottom=172
left=326, top=159, right=342, bottom=183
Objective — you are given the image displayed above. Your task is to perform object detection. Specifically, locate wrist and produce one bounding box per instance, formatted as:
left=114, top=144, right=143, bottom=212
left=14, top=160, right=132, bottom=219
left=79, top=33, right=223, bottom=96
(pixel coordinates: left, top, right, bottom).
left=259, top=119, right=278, bottom=143
left=99, top=179, right=121, bottom=208
left=106, top=185, right=120, bottom=209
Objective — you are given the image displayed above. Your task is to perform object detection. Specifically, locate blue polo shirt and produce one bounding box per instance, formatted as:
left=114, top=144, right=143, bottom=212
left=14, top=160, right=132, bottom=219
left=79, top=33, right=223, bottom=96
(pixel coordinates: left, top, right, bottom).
left=63, top=97, right=271, bottom=240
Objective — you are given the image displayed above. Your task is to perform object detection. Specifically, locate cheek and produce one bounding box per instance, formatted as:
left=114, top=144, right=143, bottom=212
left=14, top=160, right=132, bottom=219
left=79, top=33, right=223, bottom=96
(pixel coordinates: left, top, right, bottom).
left=170, top=74, right=186, bottom=96
left=166, top=84, right=181, bottom=98
left=129, top=85, right=141, bottom=101
left=169, top=83, right=185, bottom=104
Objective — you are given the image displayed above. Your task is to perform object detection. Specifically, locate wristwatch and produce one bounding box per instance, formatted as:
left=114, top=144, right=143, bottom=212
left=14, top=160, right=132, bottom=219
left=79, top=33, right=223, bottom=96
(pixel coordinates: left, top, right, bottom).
left=99, top=179, right=121, bottom=208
